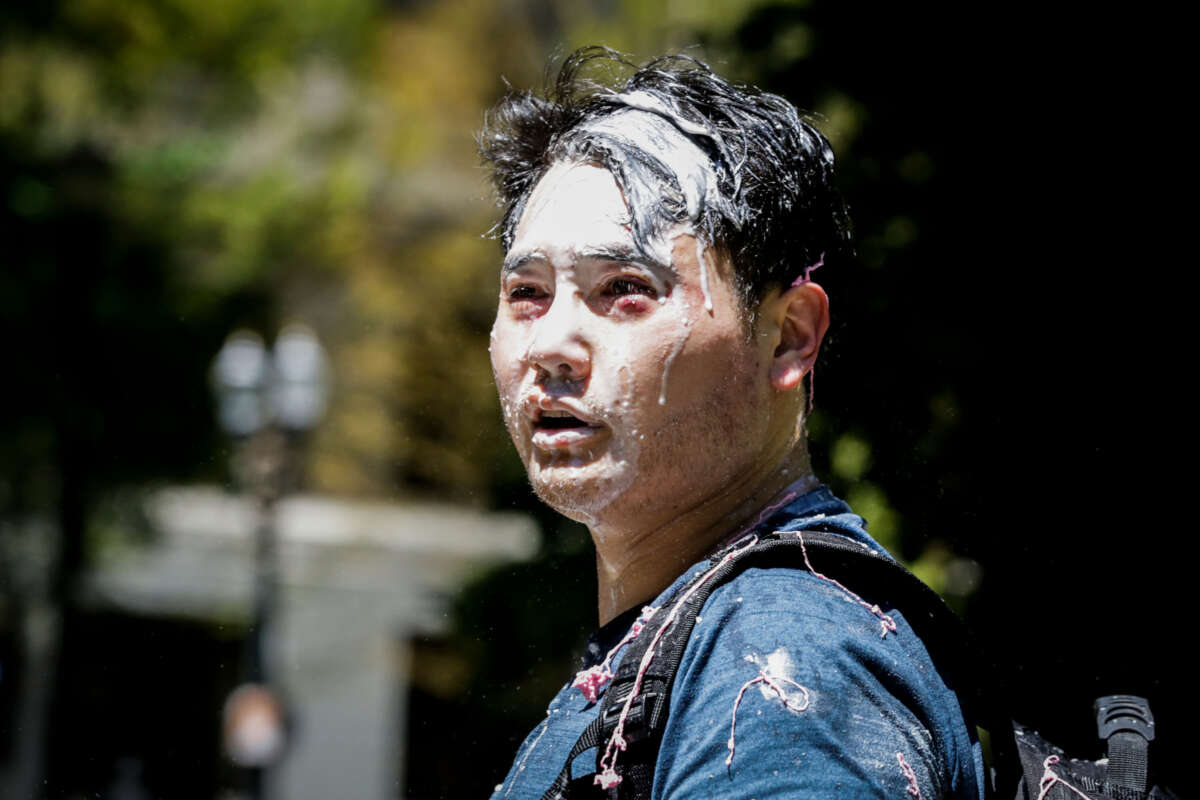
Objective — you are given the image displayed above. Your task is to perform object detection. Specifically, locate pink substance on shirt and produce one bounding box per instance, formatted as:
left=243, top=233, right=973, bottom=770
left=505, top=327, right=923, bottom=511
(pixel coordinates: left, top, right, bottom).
left=794, top=531, right=898, bottom=637
left=725, top=669, right=811, bottom=766
left=897, top=752, right=922, bottom=798
left=571, top=606, right=658, bottom=702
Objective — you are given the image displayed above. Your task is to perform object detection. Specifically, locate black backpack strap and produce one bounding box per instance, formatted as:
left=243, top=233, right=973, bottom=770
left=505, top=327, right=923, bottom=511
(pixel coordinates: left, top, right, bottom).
left=538, top=715, right=607, bottom=800
left=553, top=529, right=1018, bottom=799
left=588, top=534, right=762, bottom=799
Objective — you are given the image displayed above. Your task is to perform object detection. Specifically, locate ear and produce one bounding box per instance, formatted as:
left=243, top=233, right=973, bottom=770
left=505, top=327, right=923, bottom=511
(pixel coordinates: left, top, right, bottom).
left=768, top=281, right=830, bottom=391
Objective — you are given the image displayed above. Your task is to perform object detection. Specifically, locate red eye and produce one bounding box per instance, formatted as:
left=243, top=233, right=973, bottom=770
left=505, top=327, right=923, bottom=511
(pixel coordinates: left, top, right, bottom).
left=599, top=278, right=657, bottom=314
left=604, top=279, right=655, bottom=298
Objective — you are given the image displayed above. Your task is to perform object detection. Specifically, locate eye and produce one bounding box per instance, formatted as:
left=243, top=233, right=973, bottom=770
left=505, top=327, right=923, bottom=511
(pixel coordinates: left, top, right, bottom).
left=603, top=278, right=656, bottom=298
left=503, top=282, right=551, bottom=317
left=505, top=279, right=551, bottom=303
left=508, top=285, right=545, bottom=300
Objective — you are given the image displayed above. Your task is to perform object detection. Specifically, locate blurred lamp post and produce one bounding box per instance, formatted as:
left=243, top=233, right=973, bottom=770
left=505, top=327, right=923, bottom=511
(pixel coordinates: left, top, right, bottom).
left=211, top=324, right=329, bottom=798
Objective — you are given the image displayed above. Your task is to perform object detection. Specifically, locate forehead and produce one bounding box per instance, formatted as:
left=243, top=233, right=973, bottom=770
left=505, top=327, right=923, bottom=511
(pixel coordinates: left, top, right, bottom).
left=507, top=162, right=632, bottom=266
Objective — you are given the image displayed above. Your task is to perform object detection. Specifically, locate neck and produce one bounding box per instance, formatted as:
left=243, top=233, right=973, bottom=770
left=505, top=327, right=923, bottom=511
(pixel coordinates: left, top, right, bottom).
left=590, top=447, right=818, bottom=625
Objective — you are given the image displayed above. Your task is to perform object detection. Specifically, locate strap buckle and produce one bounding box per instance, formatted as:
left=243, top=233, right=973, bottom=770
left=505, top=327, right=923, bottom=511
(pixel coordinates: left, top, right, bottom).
left=601, top=689, right=664, bottom=745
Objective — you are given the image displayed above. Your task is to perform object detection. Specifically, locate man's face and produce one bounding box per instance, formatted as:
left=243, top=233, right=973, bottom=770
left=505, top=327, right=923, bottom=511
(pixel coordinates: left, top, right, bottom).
left=490, top=162, right=788, bottom=528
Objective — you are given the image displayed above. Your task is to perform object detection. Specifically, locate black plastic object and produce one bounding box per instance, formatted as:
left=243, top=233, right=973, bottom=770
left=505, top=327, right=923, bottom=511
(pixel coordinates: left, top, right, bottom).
left=1095, top=695, right=1155, bottom=793
left=1095, top=695, right=1155, bottom=742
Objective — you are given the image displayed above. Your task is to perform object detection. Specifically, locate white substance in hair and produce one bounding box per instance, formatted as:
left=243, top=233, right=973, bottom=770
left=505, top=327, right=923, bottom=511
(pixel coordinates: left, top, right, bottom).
left=612, top=90, right=712, bottom=138
left=574, top=108, right=724, bottom=254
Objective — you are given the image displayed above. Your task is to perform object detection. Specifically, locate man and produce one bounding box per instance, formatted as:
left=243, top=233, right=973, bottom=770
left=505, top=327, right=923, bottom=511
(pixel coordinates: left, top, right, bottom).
left=480, top=48, right=985, bottom=799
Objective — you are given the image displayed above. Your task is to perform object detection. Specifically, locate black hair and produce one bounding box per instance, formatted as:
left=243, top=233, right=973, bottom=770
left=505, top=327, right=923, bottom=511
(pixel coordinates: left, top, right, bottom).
left=478, top=46, right=852, bottom=308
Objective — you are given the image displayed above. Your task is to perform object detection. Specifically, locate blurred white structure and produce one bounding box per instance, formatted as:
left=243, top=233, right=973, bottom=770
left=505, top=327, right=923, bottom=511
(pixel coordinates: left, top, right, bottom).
left=85, top=487, right=538, bottom=800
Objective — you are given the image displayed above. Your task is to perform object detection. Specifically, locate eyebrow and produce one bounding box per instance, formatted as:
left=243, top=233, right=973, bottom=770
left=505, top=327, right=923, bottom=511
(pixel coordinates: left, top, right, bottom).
left=502, top=244, right=676, bottom=277
left=502, top=252, right=542, bottom=274
left=580, top=245, right=675, bottom=275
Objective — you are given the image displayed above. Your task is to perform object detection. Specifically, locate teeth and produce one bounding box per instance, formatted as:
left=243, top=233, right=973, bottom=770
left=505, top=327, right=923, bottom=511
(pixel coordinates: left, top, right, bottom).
left=542, top=410, right=573, bottom=418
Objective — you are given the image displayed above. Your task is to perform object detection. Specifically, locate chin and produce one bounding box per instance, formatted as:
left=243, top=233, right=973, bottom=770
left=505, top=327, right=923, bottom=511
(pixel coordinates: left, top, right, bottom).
left=527, top=454, right=637, bottom=524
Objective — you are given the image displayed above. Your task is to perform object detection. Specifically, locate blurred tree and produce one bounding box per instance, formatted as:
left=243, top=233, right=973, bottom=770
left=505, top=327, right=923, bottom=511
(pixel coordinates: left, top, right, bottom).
left=1, top=0, right=544, bottom=794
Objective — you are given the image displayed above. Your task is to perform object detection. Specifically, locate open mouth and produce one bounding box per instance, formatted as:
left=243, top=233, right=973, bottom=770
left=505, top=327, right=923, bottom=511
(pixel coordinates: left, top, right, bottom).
left=535, top=410, right=590, bottom=431
left=531, top=408, right=604, bottom=450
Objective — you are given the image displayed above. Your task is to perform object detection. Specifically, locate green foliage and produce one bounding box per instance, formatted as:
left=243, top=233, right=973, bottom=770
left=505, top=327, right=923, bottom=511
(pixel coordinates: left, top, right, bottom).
left=831, top=432, right=873, bottom=481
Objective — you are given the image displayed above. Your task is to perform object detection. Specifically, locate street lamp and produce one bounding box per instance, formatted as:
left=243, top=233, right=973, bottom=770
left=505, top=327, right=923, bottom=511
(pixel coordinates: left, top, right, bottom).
left=213, top=325, right=330, bottom=438
left=210, top=323, right=329, bottom=798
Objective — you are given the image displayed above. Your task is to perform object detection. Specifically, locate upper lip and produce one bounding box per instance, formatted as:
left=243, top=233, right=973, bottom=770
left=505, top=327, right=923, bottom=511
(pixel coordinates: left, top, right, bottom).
left=523, top=394, right=601, bottom=427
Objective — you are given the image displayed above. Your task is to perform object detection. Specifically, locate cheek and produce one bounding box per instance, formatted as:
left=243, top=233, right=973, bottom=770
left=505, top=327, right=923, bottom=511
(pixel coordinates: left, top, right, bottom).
left=489, top=323, right=525, bottom=421
left=671, top=330, right=758, bottom=404
left=489, top=315, right=521, bottom=375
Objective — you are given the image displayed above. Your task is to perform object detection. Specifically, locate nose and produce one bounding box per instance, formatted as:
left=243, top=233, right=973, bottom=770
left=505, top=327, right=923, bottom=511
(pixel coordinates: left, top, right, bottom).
left=525, top=294, right=590, bottom=381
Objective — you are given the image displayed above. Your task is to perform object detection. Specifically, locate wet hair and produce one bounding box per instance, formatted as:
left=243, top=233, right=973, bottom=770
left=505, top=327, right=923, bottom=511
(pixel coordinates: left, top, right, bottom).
left=478, top=46, right=852, bottom=309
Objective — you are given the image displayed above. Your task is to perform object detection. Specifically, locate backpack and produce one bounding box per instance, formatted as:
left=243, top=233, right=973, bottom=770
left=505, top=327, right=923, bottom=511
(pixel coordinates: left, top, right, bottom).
left=538, top=529, right=1178, bottom=800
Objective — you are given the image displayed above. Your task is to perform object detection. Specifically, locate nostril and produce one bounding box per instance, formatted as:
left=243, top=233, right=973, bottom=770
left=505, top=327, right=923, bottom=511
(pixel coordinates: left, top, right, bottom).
left=524, top=323, right=590, bottom=379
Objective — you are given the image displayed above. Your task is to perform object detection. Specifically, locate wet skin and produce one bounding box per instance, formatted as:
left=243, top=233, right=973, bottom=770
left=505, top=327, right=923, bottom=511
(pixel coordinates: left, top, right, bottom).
left=490, top=162, right=828, bottom=620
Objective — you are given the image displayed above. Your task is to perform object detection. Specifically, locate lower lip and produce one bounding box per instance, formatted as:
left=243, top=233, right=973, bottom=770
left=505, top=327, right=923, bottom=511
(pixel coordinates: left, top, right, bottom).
left=531, top=425, right=605, bottom=450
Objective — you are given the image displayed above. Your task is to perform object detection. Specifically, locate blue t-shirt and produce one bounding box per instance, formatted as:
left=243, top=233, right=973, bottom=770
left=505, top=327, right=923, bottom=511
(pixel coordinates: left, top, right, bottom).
left=490, top=487, right=986, bottom=799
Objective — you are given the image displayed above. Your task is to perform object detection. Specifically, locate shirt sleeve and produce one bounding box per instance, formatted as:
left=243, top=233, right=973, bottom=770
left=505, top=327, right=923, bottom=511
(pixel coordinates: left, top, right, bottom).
left=650, top=567, right=965, bottom=800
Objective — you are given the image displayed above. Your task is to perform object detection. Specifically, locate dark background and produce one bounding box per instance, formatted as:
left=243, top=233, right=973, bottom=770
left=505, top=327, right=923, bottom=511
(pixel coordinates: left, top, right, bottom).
left=442, top=5, right=1192, bottom=794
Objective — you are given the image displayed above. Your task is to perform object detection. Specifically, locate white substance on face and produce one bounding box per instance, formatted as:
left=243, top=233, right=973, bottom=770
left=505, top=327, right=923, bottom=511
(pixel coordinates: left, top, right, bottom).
left=583, top=350, right=637, bottom=517
left=617, top=364, right=633, bottom=413
left=528, top=209, right=714, bottom=519
left=494, top=161, right=762, bottom=539
left=694, top=236, right=714, bottom=314
left=503, top=169, right=646, bottom=524
left=654, top=223, right=706, bottom=407
left=540, top=319, right=641, bottom=530
left=658, top=315, right=692, bottom=405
